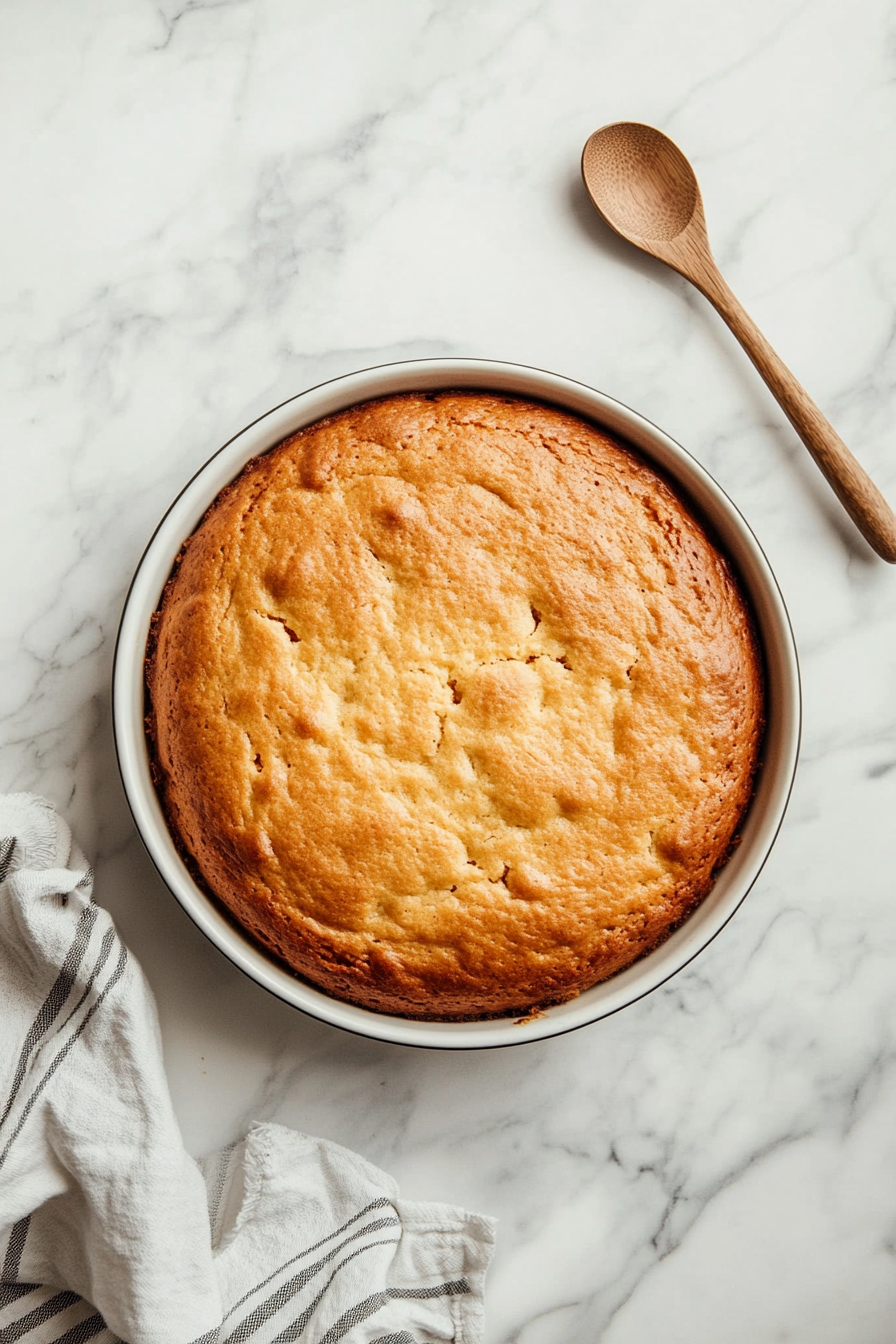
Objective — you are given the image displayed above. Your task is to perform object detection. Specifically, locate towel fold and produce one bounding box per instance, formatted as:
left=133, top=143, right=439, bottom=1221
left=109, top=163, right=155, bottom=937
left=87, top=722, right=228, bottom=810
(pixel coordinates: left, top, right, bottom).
left=0, top=794, right=495, bottom=1344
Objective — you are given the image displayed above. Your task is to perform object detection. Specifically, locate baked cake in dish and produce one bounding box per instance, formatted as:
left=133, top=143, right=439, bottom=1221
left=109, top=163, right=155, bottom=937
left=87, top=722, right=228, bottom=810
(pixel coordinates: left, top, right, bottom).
left=146, top=392, right=764, bottom=1020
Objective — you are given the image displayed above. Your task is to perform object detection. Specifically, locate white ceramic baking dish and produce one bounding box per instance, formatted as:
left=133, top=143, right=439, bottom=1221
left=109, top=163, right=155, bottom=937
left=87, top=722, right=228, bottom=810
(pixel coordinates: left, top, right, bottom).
left=113, top=358, right=800, bottom=1049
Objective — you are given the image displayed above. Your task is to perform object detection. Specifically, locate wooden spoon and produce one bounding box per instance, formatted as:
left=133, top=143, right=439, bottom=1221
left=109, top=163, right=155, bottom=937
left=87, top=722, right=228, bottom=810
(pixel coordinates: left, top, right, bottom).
left=581, top=121, right=896, bottom=562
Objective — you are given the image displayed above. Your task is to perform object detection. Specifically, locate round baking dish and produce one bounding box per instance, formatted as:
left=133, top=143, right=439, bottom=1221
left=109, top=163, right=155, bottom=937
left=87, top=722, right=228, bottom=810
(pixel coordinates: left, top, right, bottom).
left=113, top=358, right=800, bottom=1049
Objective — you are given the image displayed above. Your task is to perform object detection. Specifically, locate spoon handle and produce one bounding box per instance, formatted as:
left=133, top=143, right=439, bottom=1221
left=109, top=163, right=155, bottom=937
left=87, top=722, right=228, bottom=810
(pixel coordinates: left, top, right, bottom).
left=692, top=264, right=896, bottom=562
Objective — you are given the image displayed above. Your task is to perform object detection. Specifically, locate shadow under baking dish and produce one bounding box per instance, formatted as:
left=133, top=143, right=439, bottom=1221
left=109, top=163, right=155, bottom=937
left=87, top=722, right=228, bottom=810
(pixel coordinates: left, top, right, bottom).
left=113, top=358, right=801, bottom=1050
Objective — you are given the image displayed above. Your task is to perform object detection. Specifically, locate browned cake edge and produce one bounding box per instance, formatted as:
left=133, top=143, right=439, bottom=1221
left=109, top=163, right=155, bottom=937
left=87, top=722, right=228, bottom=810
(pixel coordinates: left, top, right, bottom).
left=145, top=393, right=765, bottom=1022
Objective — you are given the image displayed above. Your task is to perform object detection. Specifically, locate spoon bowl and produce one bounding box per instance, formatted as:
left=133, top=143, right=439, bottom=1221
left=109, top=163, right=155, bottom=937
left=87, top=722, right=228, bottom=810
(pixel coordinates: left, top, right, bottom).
left=582, top=121, right=896, bottom=562
left=582, top=122, right=698, bottom=243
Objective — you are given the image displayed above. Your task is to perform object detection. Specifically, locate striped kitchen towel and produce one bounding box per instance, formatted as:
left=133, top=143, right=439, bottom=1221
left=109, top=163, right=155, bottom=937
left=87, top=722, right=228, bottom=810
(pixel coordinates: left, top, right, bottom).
left=0, top=795, right=495, bottom=1344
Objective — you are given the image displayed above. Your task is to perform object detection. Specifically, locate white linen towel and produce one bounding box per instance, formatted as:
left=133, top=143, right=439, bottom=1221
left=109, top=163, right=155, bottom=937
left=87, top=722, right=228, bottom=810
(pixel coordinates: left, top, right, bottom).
left=0, top=794, right=495, bottom=1344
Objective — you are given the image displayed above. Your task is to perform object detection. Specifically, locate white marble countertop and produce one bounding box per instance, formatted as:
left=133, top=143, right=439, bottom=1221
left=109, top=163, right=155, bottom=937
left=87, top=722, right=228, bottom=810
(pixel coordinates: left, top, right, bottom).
left=3, top=2, right=896, bottom=1339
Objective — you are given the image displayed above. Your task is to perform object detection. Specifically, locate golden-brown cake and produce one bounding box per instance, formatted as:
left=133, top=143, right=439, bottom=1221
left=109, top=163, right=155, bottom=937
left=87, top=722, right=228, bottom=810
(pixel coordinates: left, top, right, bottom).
left=147, top=392, right=763, bottom=1020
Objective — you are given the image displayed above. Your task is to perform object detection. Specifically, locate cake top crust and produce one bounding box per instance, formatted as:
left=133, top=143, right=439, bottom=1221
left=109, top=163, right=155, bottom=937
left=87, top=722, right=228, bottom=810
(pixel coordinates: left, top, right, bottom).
left=148, top=392, right=763, bottom=1018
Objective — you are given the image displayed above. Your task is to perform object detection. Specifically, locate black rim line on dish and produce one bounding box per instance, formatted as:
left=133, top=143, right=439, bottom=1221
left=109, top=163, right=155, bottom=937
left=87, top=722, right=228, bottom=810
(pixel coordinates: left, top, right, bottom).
left=110, top=357, right=803, bottom=1050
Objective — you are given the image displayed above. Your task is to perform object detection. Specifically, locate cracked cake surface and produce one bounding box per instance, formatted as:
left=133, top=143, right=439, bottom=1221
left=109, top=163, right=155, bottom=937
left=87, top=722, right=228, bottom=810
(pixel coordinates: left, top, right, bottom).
left=147, top=391, right=764, bottom=1019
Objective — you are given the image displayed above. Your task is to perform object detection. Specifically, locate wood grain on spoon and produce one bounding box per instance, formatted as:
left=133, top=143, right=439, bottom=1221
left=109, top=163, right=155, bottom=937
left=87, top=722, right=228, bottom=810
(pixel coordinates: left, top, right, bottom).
left=581, top=121, right=896, bottom=563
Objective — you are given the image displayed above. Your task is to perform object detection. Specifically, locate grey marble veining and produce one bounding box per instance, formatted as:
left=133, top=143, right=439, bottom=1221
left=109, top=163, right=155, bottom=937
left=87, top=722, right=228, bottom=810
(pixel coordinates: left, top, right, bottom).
left=3, top=1, right=896, bottom=1340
